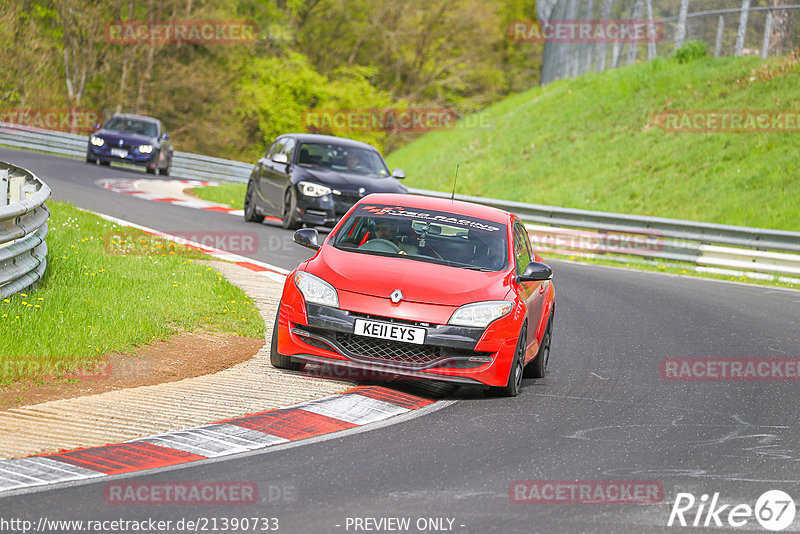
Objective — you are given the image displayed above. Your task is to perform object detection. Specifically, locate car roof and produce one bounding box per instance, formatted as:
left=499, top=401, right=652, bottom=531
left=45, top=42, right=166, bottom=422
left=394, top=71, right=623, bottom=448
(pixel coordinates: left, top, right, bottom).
left=109, top=113, right=160, bottom=125
left=281, top=133, right=379, bottom=151
left=356, top=193, right=513, bottom=224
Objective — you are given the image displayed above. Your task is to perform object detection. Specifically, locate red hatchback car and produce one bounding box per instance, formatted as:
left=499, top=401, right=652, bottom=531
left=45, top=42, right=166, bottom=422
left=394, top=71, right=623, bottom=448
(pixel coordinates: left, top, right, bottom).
left=271, top=193, right=555, bottom=396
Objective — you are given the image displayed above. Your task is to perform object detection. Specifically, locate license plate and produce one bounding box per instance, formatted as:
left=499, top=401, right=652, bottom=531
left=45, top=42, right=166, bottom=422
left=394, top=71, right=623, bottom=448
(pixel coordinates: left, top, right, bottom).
left=111, top=148, right=128, bottom=158
left=353, top=318, right=426, bottom=345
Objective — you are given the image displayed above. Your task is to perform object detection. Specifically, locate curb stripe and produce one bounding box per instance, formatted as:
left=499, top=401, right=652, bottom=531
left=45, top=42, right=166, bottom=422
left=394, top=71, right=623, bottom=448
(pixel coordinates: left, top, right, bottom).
left=47, top=443, right=206, bottom=475
left=101, top=178, right=278, bottom=223
left=187, top=424, right=290, bottom=449
left=299, top=394, right=409, bottom=425
left=227, top=410, right=357, bottom=441
left=349, top=385, right=436, bottom=410
left=0, top=386, right=440, bottom=495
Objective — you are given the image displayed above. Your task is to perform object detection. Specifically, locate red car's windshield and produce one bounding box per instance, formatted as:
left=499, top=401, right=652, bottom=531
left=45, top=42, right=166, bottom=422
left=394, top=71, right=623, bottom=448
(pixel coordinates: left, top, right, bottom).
left=332, top=204, right=508, bottom=271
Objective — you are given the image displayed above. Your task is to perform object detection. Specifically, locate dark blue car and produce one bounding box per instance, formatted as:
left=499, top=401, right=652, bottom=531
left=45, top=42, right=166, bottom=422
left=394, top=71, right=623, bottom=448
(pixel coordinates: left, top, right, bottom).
left=86, top=113, right=173, bottom=175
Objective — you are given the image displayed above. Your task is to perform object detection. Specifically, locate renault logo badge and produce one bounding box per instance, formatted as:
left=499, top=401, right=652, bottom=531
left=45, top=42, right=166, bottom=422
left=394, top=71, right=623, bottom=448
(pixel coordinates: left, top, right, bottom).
left=390, top=290, right=403, bottom=303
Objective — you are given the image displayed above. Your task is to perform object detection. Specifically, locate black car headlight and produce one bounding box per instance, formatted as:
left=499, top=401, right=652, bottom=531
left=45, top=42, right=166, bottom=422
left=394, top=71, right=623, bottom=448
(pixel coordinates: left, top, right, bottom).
left=138, top=144, right=154, bottom=154
left=90, top=135, right=105, bottom=147
left=298, top=181, right=332, bottom=197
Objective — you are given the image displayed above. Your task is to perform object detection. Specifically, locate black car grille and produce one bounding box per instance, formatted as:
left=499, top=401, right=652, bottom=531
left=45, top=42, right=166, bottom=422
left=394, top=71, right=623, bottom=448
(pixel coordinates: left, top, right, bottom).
left=302, top=330, right=491, bottom=369
left=335, top=332, right=440, bottom=366
left=335, top=190, right=363, bottom=202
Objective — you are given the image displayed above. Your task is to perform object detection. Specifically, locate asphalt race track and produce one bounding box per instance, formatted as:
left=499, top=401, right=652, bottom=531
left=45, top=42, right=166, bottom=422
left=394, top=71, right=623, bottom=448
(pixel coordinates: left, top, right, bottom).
left=2, top=147, right=800, bottom=533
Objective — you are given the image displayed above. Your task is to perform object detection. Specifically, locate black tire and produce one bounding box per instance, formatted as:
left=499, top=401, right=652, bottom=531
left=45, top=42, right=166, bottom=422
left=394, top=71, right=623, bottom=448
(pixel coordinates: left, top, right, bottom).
left=146, top=166, right=156, bottom=175
left=270, top=310, right=299, bottom=370
left=281, top=188, right=302, bottom=230
left=100, top=160, right=111, bottom=166
left=158, top=156, right=171, bottom=176
left=490, top=324, right=526, bottom=397
left=525, top=313, right=552, bottom=379
left=86, top=154, right=96, bottom=164
left=244, top=181, right=265, bottom=223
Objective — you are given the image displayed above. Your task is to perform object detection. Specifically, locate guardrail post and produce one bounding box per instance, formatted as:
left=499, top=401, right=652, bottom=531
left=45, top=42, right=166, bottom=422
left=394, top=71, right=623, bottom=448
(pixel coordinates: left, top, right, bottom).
left=8, top=176, right=24, bottom=204
left=735, top=0, right=751, bottom=56
left=761, top=10, right=773, bottom=59
left=675, top=0, right=689, bottom=50
left=0, top=169, right=7, bottom=207
left=714, top=15, right=725, bottom=57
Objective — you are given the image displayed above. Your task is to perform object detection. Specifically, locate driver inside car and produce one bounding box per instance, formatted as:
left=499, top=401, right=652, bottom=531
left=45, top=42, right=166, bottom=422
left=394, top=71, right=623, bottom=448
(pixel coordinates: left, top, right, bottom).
left=372, top=220, right=420, bottom=255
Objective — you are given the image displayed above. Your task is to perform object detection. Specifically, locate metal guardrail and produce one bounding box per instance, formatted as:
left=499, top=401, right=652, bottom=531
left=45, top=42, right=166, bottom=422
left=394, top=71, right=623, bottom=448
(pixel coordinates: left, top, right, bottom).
left=1, top=123, right=798, bottom=279
left=0, top=123, right=251, bottom=183
left=0, top=160, right=50, bottom=298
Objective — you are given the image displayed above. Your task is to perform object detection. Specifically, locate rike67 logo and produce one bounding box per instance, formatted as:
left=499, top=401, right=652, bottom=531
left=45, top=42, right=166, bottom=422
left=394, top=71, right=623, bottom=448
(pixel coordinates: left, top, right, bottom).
left=668, top=490, right=796, bottom=531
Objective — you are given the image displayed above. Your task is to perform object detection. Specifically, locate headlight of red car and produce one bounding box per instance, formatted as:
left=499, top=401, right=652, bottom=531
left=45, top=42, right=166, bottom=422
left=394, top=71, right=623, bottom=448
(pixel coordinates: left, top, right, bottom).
left=448, top=301, right=513, bottom=328
left=294, top=271, right=339, bottom=308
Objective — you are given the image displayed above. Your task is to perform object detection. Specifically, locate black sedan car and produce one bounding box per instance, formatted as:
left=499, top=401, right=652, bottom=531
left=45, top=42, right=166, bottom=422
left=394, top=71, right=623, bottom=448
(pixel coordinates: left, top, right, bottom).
left=244, top=133, right=407, bottom=229
left=86, top=113, right=173, bottom=175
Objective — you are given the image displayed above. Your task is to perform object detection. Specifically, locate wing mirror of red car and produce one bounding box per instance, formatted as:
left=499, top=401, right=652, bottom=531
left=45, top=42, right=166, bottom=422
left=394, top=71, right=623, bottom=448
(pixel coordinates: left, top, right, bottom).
left=293, top=228, right=320, bottom=250
left=518, top=261, right=552, bottom=282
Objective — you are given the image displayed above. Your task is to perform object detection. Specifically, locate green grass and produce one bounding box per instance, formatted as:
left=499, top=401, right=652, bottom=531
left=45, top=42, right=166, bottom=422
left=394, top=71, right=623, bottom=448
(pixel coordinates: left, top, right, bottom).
left=189, top=183, right=246, bottom=210
left=0, top=201, right=265, bottom=385
left=386, top=54, right=800, bottom=231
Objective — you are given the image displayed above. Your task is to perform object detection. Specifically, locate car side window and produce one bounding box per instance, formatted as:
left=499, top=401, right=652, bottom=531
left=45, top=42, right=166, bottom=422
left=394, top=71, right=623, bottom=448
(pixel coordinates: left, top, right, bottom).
left=281, top=138, right=296, bottom=161
left=267, top=139, right=285, bottom=159
left=513, top=222, right=532, bottom=276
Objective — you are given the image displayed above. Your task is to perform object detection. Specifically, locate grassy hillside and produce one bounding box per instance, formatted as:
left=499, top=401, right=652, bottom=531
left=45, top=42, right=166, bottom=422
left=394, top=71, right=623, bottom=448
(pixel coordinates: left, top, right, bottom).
left=386, top=53, right=800, bottom=231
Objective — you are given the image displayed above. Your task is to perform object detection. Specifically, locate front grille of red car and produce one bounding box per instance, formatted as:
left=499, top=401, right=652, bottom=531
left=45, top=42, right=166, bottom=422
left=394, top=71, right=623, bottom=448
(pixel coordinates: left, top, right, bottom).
left=334, top=332, right=489, bottom=369
left=294, top=326, right=491, bottom=370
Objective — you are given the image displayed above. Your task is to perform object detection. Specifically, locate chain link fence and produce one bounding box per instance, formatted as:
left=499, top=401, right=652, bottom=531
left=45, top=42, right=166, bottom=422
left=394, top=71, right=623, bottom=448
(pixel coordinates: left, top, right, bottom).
left=536, top=0, right=800, bottom=84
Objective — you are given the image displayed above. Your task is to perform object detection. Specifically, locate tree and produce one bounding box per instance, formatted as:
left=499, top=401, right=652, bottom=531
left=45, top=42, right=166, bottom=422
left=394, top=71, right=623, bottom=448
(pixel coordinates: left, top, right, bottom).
left=769, top=0, right=796, bottom=56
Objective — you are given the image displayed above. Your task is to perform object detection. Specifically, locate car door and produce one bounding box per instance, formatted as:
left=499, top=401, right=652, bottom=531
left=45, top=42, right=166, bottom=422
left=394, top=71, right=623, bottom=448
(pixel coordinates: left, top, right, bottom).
left=273, top=136, right=296, bottom=200
left=513, top=221, right=544, bottom=359
left=259, top=137, right=294, bottom=217
left=254, top=140, right=280, bottom=214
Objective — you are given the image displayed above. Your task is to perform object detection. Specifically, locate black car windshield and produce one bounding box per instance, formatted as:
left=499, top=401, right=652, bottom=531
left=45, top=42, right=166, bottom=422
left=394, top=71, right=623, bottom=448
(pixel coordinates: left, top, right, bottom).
left=104, top=117, right=158, bottom=137
left=332, top=204, right=509, bottom=271
left=297, top=143, right=390, bottom=177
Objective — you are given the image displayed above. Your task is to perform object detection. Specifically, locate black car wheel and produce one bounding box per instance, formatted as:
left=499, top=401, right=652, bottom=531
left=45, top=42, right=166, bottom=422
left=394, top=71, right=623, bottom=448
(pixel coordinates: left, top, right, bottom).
left=244, top=181, right=265, bottom=223
left=158, top=154, right=171, bottom=176
left=282, top=188, right=302, bottom=230
left=525, top=313, right=552, bottom=379
left=100, top=160, right=111, bottom=166
left=86, top=153, right=96, bottom=164
left=146, top=155, right=157, bottom=175
left=270, top=309, right=299, bottom=370
left=491, top=324, right=526, bottom=397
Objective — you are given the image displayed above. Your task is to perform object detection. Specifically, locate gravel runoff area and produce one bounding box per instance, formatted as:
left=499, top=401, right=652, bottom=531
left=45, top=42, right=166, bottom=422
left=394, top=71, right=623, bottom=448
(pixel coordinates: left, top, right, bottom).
left=0, top=261, right=353, bottom=459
